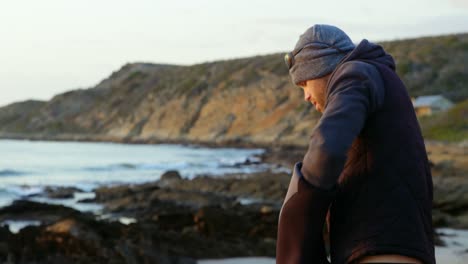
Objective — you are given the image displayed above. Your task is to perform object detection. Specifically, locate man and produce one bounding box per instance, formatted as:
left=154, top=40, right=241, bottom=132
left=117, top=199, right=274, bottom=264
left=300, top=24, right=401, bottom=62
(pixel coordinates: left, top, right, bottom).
left=276, top=25, right=435, bottom=264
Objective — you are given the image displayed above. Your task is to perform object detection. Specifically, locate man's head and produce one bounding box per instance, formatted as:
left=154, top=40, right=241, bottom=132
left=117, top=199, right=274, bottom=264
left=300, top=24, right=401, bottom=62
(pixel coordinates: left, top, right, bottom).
left=285, top=24, right=355, bottom=112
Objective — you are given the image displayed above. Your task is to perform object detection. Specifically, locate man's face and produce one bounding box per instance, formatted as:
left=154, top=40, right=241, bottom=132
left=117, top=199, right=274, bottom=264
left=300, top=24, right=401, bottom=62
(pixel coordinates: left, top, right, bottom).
left=297, top=74, right=331, bottom=113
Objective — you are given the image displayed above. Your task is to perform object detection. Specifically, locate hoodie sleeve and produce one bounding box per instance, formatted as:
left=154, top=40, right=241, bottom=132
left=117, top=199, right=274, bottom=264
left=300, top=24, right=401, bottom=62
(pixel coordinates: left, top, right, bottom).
left=300, top=61, right=385, bottom=190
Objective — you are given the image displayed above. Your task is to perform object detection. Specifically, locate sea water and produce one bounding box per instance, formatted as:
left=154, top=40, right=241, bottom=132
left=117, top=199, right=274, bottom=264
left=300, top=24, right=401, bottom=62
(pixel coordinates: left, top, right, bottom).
left=0, top=139, right=272, bottom=210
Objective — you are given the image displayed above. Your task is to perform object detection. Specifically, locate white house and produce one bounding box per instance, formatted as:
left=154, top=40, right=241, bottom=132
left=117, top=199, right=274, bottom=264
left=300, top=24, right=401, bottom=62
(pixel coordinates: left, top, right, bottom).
left=412, top=95, right=454, bottom=116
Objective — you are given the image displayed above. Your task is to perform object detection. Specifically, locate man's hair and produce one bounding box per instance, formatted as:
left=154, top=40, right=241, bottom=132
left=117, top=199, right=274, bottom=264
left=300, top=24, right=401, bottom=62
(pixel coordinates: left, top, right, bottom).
left=297, top=81, right=307, bottom=87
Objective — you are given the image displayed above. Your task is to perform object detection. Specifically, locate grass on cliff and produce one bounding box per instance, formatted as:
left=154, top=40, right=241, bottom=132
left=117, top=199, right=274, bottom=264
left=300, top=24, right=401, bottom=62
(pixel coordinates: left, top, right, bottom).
left=380, top=33, right=468, bottom=103
left=419, top=99, right=468, bottom=142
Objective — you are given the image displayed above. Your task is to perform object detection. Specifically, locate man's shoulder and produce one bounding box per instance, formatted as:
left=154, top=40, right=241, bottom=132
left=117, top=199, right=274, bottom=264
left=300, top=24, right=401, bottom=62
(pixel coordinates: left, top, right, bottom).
left=333, top=60, right=381, bottom=80
left=327, top=60, right=386, bottom=112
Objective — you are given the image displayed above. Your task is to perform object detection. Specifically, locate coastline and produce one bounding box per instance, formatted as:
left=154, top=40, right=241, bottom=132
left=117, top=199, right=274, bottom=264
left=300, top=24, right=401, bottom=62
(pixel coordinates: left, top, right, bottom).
left=0, top=132, right=279, bottom=149
left=0, top=167, right=290, bottom=262
left=0, top=138, right=466, bottom=262
left=1, top=169, right=467, bottom=263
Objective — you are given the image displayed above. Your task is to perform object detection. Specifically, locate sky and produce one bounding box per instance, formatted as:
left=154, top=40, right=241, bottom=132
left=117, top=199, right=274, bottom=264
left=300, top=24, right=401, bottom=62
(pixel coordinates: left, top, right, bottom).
left=1, top=0, right=468, bottom=107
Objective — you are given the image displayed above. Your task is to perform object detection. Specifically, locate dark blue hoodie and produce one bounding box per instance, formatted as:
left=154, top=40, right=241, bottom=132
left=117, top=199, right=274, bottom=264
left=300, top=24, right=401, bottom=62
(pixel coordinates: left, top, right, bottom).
left=277, top=39, right=435, bottom=264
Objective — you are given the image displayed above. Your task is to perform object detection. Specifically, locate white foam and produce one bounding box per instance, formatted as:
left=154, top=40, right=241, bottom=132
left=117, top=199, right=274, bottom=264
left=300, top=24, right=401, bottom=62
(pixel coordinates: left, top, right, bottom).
left=8, top=185, right=44, bottom=196
left=27, top=191, right=103, bottom=213
left=1, top=220, right=41, bottom=233
left=237, top=197, right=263, bottom=205
left=119, top=217, right=137, bottom=225
left=435, top=227, right=468, bottom=263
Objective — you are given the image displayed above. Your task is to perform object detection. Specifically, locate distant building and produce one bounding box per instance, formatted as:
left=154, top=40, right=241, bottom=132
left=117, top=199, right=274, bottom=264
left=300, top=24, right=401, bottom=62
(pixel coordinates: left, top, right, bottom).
left=412, top=95, right=454, bottom=116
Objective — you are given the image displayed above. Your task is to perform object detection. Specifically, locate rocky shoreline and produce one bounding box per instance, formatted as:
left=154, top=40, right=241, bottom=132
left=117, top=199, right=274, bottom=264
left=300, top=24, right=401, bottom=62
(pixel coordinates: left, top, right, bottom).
left=0, top=142, right=466, bottom=263
left=0, top=168, right=290, bottom=263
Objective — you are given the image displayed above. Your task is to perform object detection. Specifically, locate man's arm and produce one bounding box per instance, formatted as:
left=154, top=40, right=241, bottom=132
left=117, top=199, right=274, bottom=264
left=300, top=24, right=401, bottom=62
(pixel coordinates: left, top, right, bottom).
left=301, top=61, right=384, bottom=190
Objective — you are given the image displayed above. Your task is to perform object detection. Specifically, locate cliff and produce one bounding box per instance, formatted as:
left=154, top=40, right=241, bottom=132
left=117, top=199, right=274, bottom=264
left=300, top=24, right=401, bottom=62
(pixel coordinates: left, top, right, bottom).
left=0, top=33, right=467, bottom=146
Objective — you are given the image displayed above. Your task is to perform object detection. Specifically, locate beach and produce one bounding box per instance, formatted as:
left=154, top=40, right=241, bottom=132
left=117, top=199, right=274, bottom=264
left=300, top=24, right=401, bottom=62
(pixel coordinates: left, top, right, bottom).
left=0, top=139, right=466, bottom=263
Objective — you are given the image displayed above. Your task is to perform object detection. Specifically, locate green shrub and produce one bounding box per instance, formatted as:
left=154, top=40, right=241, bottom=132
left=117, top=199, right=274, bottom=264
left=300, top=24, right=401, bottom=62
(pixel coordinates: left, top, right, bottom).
left=420, top=99, right=468, bottom=141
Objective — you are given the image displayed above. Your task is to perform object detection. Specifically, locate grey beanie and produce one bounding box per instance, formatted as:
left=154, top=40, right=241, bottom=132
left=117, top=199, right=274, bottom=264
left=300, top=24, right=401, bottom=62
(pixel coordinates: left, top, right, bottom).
left=286, top=24, right=355, bottom=84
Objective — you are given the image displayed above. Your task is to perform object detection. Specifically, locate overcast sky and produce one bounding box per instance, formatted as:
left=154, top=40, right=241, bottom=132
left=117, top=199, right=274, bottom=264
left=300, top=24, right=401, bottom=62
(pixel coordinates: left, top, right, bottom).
left=1, top=0, right=467, bottom=107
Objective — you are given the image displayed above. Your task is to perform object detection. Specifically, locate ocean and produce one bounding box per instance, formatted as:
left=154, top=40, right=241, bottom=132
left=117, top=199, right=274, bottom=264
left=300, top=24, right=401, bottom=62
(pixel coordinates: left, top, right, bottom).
left=0, top=139, right=274, bottom=211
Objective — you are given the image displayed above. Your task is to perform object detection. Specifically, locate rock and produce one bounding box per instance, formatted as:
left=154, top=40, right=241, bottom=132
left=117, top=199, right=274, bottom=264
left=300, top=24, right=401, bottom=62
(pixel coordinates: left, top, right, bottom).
left=43, top=186, right=83, bottom=199
left=433, top=232, right=445, bottom=247
left=77, top=198, right=96, bottom=203
left=433, top=175, right=468, bottom=228
left=260, top=146, right=306, bottom=168
left=193, top=204, right=278, bottom=240
left=0, top=200, right=82, bottom=225
left=432, top=209, right=457, bottom=227
left=160, top=170, right=182, bottom=181
left=260, top=205, right=274, bottom=214
left=46, top=218, right=102, bottom=244
left=82, top=171, right=281, bottom=256
left=451, top=212, right=468, bottom=229
left=169, top=171, right=290, bottom=202
left=433, top=160, right=457, bottom=177
left=0, top=200, right=203, bottom=263
left=93, top=185, right=134, bottom=202
left=233, top=157, right=261, bottom=167
left=433, top=177, right=468, bottom=215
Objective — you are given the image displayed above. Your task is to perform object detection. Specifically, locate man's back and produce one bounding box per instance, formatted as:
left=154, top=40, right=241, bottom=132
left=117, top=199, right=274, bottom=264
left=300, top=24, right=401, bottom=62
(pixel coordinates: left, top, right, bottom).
left=327, top=40, right=435, bottom=264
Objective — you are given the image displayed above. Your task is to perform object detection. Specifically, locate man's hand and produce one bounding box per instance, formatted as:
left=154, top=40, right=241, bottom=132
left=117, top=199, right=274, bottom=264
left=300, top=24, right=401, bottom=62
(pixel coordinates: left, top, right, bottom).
left=276, top=162, right=337, bottom=264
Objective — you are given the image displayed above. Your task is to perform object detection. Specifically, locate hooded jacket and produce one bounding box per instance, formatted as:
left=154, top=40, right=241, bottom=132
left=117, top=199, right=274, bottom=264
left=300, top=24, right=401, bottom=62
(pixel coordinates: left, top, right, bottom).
left=276, top=40, right=435, bottom=264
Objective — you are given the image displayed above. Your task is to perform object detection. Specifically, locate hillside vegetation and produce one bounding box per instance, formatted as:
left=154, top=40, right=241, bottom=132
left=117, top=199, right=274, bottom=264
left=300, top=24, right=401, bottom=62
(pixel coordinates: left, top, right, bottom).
left=0, top=33, right=466, bottom=146
left=381, top=34, right=468, bottom=102
left=419, top=99, right=468, bottom=142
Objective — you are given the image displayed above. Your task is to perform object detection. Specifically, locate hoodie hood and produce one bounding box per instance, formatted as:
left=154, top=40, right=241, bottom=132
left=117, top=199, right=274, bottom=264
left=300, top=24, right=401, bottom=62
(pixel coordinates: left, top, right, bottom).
left=339, top=39, right=395, bottom=70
